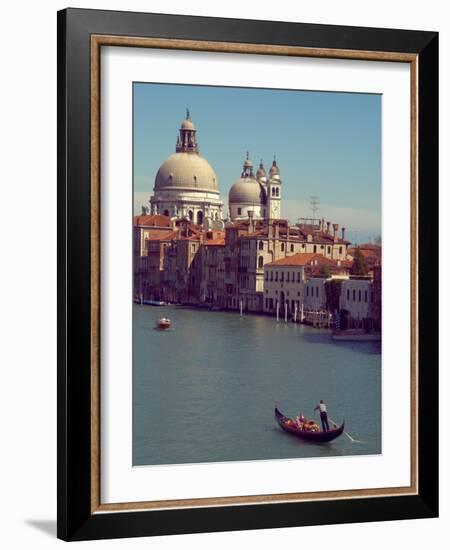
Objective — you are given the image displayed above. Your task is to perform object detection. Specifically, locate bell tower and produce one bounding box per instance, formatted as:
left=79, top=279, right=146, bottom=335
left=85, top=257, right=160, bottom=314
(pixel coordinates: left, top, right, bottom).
left=176, top=108, right=199, bottom=153
left=267, top=156, right=281, bottom=219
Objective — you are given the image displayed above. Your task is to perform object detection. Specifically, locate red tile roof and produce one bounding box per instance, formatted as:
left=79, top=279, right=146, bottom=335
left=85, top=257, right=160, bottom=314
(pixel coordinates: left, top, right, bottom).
left=266, top=253, right=329, bottom=267
left=134, top=214, right=171, bottom=227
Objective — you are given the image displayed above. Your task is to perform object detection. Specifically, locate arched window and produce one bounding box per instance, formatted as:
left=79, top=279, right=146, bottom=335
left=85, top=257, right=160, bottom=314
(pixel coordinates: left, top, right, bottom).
left=188, top=210, right=193, bottom=221
left=197, top=211, right=203, bottom=225
left=281, top=243, right=285, bottom=252
left=163, top=209, right=169, bottom=217
left=258, top=256, right=264, bottom=268
left=313, top=245, right=317, bottom=253
left=276, top=187, right=279, bottom=197
left=258, top=241, right=264, bottom=250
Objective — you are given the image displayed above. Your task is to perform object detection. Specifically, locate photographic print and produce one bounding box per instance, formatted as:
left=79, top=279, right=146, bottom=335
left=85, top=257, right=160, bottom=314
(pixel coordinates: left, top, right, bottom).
left=132, top=83, right=382, bottom=467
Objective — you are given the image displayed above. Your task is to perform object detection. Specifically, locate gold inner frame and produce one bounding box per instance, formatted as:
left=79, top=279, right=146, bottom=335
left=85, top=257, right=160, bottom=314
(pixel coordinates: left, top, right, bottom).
left=90, top=35, right=419, bottom=514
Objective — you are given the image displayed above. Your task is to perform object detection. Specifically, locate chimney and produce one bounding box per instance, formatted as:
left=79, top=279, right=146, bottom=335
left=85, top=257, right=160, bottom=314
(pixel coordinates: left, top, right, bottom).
left=341, top=227, right=346, bottom=241
left=333, top=223, right=339, bottom=242
left=326, top=221, right=331, bottom=234
left=248, top=210, right=255, bottom=234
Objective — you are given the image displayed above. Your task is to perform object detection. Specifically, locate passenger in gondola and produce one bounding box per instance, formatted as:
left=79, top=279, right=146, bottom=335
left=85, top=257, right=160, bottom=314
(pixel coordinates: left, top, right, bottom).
left=295, top=413, right=306, bottom=429
left=314, top=400, right=330, bottom=431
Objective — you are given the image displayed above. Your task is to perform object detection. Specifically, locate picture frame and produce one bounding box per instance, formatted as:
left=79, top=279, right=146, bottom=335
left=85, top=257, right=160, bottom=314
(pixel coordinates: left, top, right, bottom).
left=57, top=7, right=438, bottom=541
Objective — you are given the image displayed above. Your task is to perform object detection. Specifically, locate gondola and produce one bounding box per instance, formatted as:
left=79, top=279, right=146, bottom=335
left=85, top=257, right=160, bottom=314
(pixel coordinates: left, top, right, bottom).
left=274, top=406, right=344, bottom=443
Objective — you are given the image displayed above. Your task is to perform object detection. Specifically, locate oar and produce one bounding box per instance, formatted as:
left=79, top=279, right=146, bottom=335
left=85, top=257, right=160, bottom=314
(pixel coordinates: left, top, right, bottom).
left=328, top=417, right=363, bottom=444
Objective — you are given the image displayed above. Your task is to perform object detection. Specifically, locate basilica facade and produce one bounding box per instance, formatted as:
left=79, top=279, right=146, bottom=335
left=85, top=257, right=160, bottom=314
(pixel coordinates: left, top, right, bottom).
left=148, top=111, right=283, bottom=227
left=149, top=110, right=224, bottom=229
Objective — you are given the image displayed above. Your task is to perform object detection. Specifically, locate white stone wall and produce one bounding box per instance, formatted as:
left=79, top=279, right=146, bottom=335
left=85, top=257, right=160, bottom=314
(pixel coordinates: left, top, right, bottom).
left=303, top=278, right=328, bottom=310
left=150, top=188, right=223, bottom=224
left=263, top=265, right=306, bottom=313
left=339, top=279, right=372, bottom=320
left=229, top=202, right=265, bottom=221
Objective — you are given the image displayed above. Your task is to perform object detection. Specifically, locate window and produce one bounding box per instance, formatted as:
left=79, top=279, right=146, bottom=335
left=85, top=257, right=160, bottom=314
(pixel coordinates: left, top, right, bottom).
left=302, top=244, right=306, bottom=249
left=328, top=246, right=331, bottom=254
left=306, top=287, right=309, bottom=296
left=347, top=289, right=350, bottom=300
left=365, top=290, right=368, bottom=303
left=313, top=245, right=317, bottom=253
left=259, top=241, right=264, bottom=250
left=290, top=244, right=294, bottom=252
left=265, top=270, right=268, bottom=281
left=238, top=208, right=242, bottom=215
left=281, top=243, right=285, bottom=252
left=275, top=272, right=278, bottom=282
left=280, top=272, right=284, bottom=282
left=316, top=287, right=319, bottom=297
left=339, top=246, right=343, bottom=255
left=358, top=290, right=362, bottom=302
left=258, top=256, right=264, bottom=268
left=286, top=272, right=290, bottom=282
left=272, top=187, right=275, bottom=196
left=270, top=271, right=273, bottom=281
left=297, top=272, right=301, bottom=283
left=353, top=289, right=356, bottom=301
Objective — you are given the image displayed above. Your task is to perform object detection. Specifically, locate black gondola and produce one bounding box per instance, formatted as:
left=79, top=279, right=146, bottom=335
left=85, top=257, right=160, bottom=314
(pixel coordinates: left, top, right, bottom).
left=275, top=406, right=344, bottom=443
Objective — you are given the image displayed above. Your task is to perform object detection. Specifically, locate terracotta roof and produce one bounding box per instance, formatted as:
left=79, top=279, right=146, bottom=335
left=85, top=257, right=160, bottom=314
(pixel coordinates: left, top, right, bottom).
left=145, top=230, right=177, bottom=241
left=266, top=253, right=329, bottom=267
left=203, top=238, right=225, bottom=246
left=134, top=214, right=171, bottom=227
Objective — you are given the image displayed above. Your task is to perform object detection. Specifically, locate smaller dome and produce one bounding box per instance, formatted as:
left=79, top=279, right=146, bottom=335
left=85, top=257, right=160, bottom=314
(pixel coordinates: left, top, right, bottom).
left=181, top=118, right=195, bottom=130
left=229, top=177, right=266, bottom=205
left=256, top=161, right=266, bottom=179
left=269, top=158, right=280, bottom=176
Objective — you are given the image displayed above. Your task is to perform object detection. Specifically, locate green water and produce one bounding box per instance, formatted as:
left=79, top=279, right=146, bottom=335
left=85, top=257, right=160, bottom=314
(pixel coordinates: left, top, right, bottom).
left=133, top=304, right=381, bottom=466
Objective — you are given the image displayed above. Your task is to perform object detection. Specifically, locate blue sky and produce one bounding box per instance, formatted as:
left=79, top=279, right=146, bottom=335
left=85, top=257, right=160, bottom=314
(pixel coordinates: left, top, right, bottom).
left=134, top=82, right=381, bottom=243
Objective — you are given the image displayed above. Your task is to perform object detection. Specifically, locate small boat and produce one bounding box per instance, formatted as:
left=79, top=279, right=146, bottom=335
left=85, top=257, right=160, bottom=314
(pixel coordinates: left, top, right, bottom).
left=332, top=329, right=381, bottom=342
left=274, top=406, right=344, bottom=443
left=143, top=300, right=166, bottom=306
left=155, top=317, right=171, bottom=330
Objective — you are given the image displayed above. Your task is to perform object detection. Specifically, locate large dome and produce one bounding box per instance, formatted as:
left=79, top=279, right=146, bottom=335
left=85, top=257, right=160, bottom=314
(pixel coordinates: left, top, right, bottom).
left=229, top=177, right=266, bottom=205
left=154, top=153, right=219, bottom=192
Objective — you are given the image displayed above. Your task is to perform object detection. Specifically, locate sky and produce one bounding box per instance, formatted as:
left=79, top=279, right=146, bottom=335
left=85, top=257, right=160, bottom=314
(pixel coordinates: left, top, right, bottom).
left=133, top=82, right=381, bottom=243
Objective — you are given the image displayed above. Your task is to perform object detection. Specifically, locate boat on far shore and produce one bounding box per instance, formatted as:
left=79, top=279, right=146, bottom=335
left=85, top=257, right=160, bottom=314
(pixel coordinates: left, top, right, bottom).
left=332, top=329, right=381, bottom=342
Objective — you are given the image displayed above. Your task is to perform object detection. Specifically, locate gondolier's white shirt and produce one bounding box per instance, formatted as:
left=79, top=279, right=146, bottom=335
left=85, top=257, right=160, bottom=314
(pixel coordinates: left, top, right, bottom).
left=318, top=403, right=327, bottom=413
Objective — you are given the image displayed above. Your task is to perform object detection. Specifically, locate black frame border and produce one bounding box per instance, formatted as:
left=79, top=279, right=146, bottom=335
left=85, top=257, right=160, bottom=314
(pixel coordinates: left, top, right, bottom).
left=57, top=8, right=438, bottom=541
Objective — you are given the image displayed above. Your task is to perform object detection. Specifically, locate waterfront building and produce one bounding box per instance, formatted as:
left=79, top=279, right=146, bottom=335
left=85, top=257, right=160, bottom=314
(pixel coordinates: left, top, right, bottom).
left=371, top=264, right=382, bottom=330
left=263, top=253, right=349, bottom=317
left=133, top=214, right=175, bottom=300
left=149, top=110, right=224, bottom=228
left=198, top=231, right=226, bottom=307
left=235, top=218, right=350, bottom=313
left=339, top=278, right=373, bottom=325
left=162, top=221, right=203, bottom=304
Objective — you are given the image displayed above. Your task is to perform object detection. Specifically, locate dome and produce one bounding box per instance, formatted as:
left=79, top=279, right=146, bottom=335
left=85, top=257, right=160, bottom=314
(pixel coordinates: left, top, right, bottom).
left=269, top=159, right=280, bottom=176
left=155, top=153, right=218, bottom=192
left=181, top=118, right=195, bottom=130
left=256, top=161, right=266, bottom=180
left=229, top=177, right=266, bottom=204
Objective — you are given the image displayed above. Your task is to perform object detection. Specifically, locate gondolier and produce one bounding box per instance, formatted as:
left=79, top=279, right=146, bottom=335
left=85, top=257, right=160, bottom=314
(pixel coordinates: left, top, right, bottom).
left=314, top=400, right=330, bottom=432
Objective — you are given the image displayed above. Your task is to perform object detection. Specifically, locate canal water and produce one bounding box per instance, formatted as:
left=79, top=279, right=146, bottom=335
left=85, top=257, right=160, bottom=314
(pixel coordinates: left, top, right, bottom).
left=133, top=304, right=381, bottom=466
